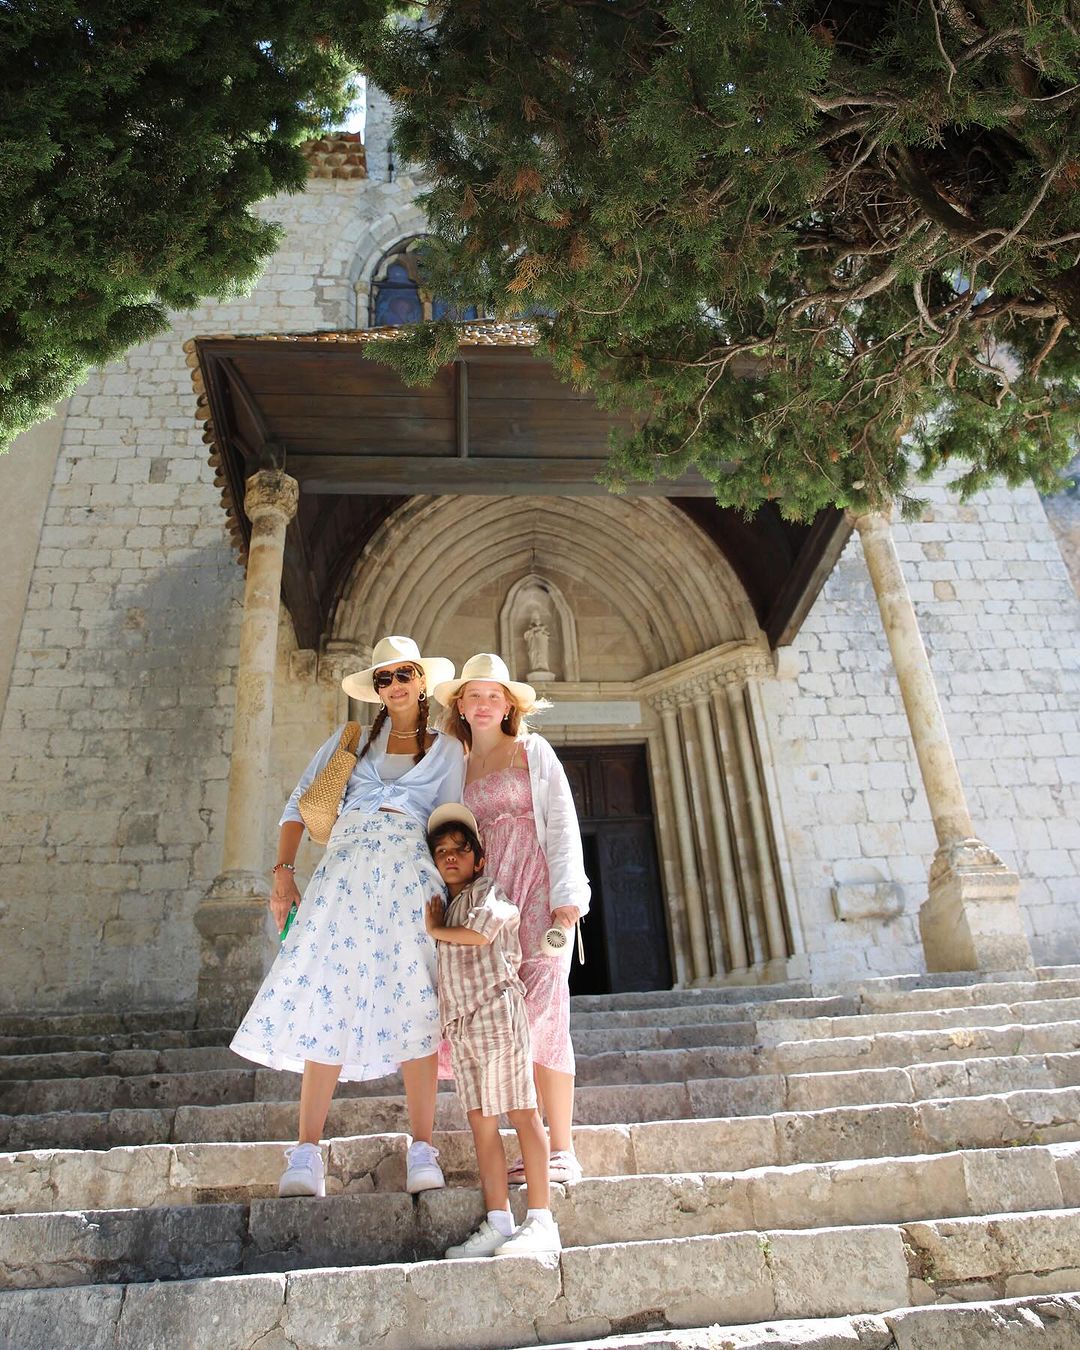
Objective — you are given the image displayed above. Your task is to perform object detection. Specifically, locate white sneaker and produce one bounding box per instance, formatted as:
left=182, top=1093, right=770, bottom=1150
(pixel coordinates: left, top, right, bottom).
left=493, top=1215, right=562, bottom=1258
left=549, top=1150, right=583, bottom=1184
left=406, top=1140, right=445, bottom=1193
left=277, top=1142, right=325, bottom=1198
left=444, top=1219, right=509, bottom=1260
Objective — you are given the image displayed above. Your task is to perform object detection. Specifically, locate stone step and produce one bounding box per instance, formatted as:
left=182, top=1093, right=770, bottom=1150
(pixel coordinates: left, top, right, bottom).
left=3, top=1208, right=1078, bottom=1349
left=0, top=993, right=1069, bottom=1085
left=6, top=1018, right=1080, bottom=1121
left=572, top=977, right=1080, bottom=1031
left=0, top=1045, right=244, bottom=1084
left=0, top=1010, right=199, bottom=1040
left=571, top=995, right=859, bottom=1030
left=0, top=972, right=1069, bottom=1053
left=4, top=1141, right=1078, bottom=1290
left=7, top=1040, right=1080, bottom=1152
left=5, top=1085, right=1080, bottom=1215
left=0, top=1026, right=235, bottom=1058
left=1, top=975, right=1077, bottom=1059
left=538, top=1295, right=1080, bottom=1350
left=570, top=968, right=1080, bottom=1014
left=0, top=1022, right=764, bottom=1085
left=856, top=977, right=1080, bottom=1014
left=758, top=994, right=1080, bottom=1044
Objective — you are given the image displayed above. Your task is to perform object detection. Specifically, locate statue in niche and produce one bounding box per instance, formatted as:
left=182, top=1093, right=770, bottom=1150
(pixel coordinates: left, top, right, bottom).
left=524, top=611, right=557, bottom=682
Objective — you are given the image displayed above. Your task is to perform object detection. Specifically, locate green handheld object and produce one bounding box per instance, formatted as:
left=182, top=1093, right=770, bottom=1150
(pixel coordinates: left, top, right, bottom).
left=280, top=904, right=298, bottom=942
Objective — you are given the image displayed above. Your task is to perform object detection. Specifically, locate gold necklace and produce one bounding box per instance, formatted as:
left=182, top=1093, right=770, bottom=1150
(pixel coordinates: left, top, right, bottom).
left=471, top=736, right=510, bottom=773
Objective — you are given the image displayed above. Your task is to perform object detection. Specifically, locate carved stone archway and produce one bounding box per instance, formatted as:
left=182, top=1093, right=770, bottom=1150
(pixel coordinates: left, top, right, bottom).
left=328, top=493, right=805, bottom=987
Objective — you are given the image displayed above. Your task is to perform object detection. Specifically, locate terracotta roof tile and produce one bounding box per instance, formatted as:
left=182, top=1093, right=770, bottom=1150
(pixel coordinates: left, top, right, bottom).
left=301, top=132, right=367, bottom=180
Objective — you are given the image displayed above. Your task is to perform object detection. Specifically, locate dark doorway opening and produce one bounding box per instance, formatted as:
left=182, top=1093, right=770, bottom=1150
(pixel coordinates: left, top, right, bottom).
left=559, top=743, right=672, bottom=996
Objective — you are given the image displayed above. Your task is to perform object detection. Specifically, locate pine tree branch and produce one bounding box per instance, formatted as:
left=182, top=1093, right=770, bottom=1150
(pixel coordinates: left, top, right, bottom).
left=891, top=147, right=987, bottom=240
left=1030, top=315, right=1070, bottom=379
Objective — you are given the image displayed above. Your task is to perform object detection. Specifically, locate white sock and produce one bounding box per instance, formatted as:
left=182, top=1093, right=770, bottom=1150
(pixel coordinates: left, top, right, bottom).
left=488, top=1208, right=514, bottom=1237
left=526, top=1207, right=554, bottom=1226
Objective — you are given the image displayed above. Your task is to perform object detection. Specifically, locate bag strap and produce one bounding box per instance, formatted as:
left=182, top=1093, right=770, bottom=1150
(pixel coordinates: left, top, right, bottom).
left=575, top=918, right=585, bottom=965
left=342, top=721, right=362, bottom=755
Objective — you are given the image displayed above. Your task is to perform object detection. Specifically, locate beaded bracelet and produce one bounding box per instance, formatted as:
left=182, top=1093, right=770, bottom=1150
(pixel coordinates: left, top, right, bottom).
left=271, top=862, right=296, bottom=874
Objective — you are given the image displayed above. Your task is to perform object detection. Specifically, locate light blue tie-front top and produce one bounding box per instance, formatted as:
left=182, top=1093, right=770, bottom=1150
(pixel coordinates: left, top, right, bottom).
left=280, top=722, right=465, bottom=830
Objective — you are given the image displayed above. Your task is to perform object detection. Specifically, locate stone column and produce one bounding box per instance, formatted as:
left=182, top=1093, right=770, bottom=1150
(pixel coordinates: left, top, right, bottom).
left=851, top=509, right=1032, bottom=972
left=691, top=678, right=749, bottom=973
left=726, top=672, right=789, bottom=966
left=653, top=693, right=712, bottom=983
left=196, top=470, right=300, bottom=1020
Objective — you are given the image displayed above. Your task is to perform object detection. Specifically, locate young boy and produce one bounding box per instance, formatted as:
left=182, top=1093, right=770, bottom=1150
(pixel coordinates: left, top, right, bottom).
left=425, top=802, right=561, bottom=1259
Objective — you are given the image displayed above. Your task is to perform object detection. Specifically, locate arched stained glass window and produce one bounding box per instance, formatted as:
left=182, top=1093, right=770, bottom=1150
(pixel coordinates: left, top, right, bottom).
left=369, top=236, right=478, bottom=327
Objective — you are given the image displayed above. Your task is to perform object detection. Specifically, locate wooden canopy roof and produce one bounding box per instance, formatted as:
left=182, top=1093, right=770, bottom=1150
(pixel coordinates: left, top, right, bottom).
left=185, top=322, right=850, bottom=652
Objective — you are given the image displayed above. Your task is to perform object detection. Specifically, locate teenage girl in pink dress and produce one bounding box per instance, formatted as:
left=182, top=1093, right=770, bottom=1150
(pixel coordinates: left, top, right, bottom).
left=435, top=653, right=590, bottom=1183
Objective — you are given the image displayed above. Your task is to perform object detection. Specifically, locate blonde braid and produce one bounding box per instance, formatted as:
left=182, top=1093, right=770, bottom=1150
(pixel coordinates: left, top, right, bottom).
left=357, top=705, right=389, bottom=762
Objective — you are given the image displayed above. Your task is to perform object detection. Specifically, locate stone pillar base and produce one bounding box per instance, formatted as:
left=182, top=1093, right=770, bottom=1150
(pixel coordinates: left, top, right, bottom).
left=919, top=839, right=1034, bottom=973
left=195, top=871, right=275, bottom=1025
left=704, top=953, right=811, bottom=988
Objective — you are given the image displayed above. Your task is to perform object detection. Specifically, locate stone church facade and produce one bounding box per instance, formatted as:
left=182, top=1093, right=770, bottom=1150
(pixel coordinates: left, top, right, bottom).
left=2, top=87, right=1079, bottom=1017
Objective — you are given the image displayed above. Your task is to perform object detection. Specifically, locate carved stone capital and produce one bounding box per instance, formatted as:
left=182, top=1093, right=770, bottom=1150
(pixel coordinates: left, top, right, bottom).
left=928, top=837, right=1009, bottom=884
left=244, top=470, right=300, bottom=527
left=713, top=656, right=770, bottom=693
left=685, top=675, right=715, bottom=705
left=648, top=690, right=681, bottom=716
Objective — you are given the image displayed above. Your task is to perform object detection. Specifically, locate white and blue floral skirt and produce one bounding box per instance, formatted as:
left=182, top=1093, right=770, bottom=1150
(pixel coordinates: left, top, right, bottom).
left=231, top=811, right=443, bottom=1082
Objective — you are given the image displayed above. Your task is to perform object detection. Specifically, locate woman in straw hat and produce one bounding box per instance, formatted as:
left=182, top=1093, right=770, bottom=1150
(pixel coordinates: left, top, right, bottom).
left=435, top=653, right=590, bottom=1184
left=231, top=636, right=464, bottom=1200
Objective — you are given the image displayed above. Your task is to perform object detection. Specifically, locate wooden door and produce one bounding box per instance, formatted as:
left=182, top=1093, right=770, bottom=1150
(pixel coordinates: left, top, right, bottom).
left=558, top=744, right=672, bottom=994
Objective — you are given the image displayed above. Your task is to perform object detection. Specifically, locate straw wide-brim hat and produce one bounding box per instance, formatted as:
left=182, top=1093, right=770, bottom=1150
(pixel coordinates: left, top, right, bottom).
left=432, top=652, right=537, bottom=709
left=341, top=635, right=455, bottom=704
left=427, top=801, right=482, bottom=843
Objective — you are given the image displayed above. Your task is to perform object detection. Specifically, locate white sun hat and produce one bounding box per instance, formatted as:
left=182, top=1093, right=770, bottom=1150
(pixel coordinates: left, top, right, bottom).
left=432, top=652, right=537, bottom=709
left=341, top=635, right=455, bottom=704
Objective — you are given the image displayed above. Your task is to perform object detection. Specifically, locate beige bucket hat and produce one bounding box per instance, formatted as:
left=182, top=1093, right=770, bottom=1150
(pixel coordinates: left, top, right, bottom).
left=426, top=801, right=483, bottom=842
left=341, top=635, right=455, bottom=704
left=432, top=652, right=537, bottom=709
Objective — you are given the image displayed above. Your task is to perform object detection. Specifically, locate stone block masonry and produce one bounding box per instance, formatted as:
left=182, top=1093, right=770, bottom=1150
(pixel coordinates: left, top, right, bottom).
left=0, top=174, right=425, bottom=1013
left=764, top=479, right=1080, bottom=982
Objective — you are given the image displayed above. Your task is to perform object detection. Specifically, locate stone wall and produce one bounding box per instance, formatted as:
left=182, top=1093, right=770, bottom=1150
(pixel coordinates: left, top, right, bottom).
left=0, top=175, right=422, bottom=1012
left=764, top=480, right=1080, bottom=981
left=1042, top=452, right=1080, bottom=602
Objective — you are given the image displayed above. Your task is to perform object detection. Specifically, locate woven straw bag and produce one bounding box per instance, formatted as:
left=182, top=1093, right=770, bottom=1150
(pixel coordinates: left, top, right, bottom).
left=298, top=722, right=362, bottom=845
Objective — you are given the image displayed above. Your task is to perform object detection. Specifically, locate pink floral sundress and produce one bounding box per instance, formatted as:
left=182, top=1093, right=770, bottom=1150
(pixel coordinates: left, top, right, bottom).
left=463, top=766, right=575, bottom=1075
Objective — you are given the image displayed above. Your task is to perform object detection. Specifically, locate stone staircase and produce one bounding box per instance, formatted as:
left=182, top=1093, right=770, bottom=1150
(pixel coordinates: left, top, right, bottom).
left=2, top=971, right=1080, bottom=1348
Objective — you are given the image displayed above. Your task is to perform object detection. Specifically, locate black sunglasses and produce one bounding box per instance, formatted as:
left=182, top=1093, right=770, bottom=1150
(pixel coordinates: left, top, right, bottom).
left=373, top=665, right=420, bottom=690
